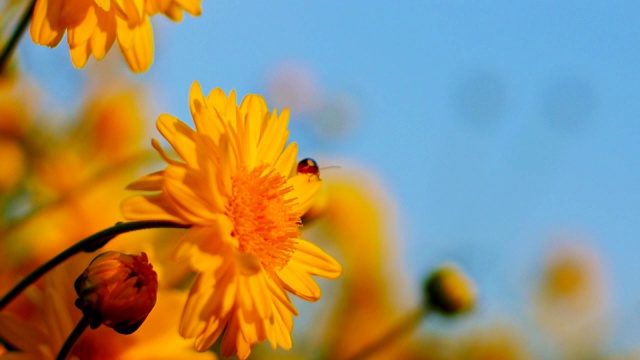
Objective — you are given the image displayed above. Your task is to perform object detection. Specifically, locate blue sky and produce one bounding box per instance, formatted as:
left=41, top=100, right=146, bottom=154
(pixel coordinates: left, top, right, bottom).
left=19, top=0, right=640, bottom=345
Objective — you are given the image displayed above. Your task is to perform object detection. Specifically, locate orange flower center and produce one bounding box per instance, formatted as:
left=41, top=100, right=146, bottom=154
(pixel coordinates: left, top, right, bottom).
left=229, top=164, right=300, bottom=271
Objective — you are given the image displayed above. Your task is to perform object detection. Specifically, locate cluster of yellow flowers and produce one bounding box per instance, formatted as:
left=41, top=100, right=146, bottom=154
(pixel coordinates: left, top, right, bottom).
left=30, top=0, right=201, bottom=72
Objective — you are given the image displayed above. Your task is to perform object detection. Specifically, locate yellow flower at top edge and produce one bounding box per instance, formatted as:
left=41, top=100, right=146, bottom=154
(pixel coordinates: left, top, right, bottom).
left=121, top=81, right=343, bottom=359
left=30, top=0, right=202, bottom=73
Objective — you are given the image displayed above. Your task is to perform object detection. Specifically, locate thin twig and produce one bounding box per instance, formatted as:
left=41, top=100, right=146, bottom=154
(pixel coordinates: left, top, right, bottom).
left=0, top=0, right=36, bottom=74
left=56, top=316, right=90, bottom=360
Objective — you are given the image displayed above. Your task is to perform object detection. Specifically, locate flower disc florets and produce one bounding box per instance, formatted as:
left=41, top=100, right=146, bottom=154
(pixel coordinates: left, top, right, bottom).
left=229, top=164, right=300, bottom=272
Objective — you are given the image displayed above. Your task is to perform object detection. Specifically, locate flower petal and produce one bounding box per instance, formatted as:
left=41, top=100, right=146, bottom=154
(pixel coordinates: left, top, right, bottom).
left=30, top=0, right=65, bottom=46
left=157, top=114, right=198, bottom=167
left=276, top=262, right=321, bottom=302
left=126, top=170, right=165, bottom=191
left=287, top=173, right=322, bottom=215
left=90, top=8, right=117, bottom=60
left=121, top=194, right=186, bottom=223
left=66, top=4, right=97, bottom=47
left=69, top=41, right=91, bottom=68
left=273, top=142, right=297, bottom=178
left=290, top=239, right=342, bottom=279
left=164, top=165, right=219, bottom=222
left=257, top=109, right=290, bottom=166
left=118, top=16, right=153, bottom=73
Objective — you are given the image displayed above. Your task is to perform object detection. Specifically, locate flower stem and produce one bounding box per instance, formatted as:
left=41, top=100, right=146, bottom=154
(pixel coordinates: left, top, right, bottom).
left=56, top=316, right=90, bottom=360
left=0, top=220, right=189, bottom=311
left=0, top=0, right=36, bottom=74
left=344, top=307, right=427, bottom=360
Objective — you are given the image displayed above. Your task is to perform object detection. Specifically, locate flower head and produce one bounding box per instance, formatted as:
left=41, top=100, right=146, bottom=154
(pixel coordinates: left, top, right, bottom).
left=30, top=0, right=202, bottom=72
left=74, top=251, right=158, bottom=334
left=122, top=82, right=342, bottom=358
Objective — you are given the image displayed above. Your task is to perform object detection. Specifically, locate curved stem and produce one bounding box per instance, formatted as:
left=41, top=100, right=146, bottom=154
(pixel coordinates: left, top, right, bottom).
left=56, top=316, right=90, bottom=360
left=0, top=220, right=189, bottom=310
left=344, top=307, right=427, bottom=360
left=0, top=0, right=36, bottom=74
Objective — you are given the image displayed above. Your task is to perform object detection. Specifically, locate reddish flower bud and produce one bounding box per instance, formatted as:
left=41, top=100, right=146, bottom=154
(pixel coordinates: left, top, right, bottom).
left=74, top=251, right=158, bottom=334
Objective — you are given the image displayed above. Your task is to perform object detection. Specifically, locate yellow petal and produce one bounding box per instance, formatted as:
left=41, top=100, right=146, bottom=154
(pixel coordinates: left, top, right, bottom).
left=290, top=239, right=343, bottom=279
left=118, top=16, right=154, bottom=73
left=30, top=0, right=65, bottom=46
left=176, top=0, right=202, bottom=16
left=220, top=316, right=242, bottom=358
left=273, top=142, right=297, bottom=178
left=239, top=94, right=268, bottom=166
left=276, top=262, right=321, bottom=302
left=119, top=0, right=145, bottom=25
left=164, top=165, right=219, bottom=222
left=190, top=84, right=226, bottom=143
left=90, top=8, right=117, bottom=60
left=66, top=4, right=97, bottom=47
left=69, top=41, right=91, bottom=68
left=172, top=222, right=232, bottom=271
left=163, top=4, right=184, bottom=21
left=257, top=109, right=290, bottom=165
left=121, top=194, right=186, bottom=223
left=59, top=0, right=92, bottom=27
left=115, top=15, right=133, bottom=48
left=126, top=170, right=164, bottom=191
left=95, top=0, right=111, bottom=11
left=156, top=114, right=198, bottom=166
left=287, top=173, right=322, bottom=215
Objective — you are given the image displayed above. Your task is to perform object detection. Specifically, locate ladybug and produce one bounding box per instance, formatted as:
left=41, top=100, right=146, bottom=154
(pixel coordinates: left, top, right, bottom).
left=297, top=158, right=320, bottom=177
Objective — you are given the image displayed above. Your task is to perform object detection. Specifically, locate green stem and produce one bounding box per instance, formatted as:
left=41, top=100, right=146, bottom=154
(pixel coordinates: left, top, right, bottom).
left=344, top=307, right=427, bottom=360
left=56, top=316, right=90, bottom=360
left=0, top=0, right=36, bottom=74
left=0, top=220, right=189, bottom=310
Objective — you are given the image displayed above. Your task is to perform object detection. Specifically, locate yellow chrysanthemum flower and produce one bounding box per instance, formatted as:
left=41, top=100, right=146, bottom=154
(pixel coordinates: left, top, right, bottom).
left=122, top=82, right=342, bottom=358
left=30, top=0, right=202, bottom=72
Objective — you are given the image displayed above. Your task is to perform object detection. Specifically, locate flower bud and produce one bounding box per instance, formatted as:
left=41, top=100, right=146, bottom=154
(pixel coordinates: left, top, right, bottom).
left=74, top=251, right=158, bottom=334
left=424, top=263, right=476, bottom=315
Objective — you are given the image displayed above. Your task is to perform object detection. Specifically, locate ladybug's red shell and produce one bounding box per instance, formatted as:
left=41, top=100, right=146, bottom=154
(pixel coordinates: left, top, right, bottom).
left=297, top=158, right=319, bottom=176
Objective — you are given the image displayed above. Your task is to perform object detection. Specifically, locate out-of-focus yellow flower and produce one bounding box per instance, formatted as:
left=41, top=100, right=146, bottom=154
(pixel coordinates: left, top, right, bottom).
left=455, top=322, right=532, bottom=360
left=29, top=0, right=202, bottom=72
left=0, top=80, right=30, bottom=139
left=30, top=85, right=148, bottom=197
left=0, top=255, right=216, bottom=360
left=533, top=240, right=609, bottom=359
left=0, top=78, right=32, bottom=193
left=316, top=168, right=416, bottom=360
left=0, top=137, right=26, bottom=192
left=80, top=88, right=146, bottom=162
left=122, top=82, right=342, bottom=358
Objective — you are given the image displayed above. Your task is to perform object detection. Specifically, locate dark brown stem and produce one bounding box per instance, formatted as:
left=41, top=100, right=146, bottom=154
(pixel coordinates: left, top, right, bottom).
left=0, top=0, right=36, bottom=74
left=56, top=316, right=90, bottom=360
left=0, top=220, right=189, bottom=310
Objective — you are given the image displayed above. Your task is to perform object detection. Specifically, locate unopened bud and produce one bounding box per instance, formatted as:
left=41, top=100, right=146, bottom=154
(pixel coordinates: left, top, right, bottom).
left=74, top=251, right=158, bottom=334
left=424, top=264, right=476, bottom=315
